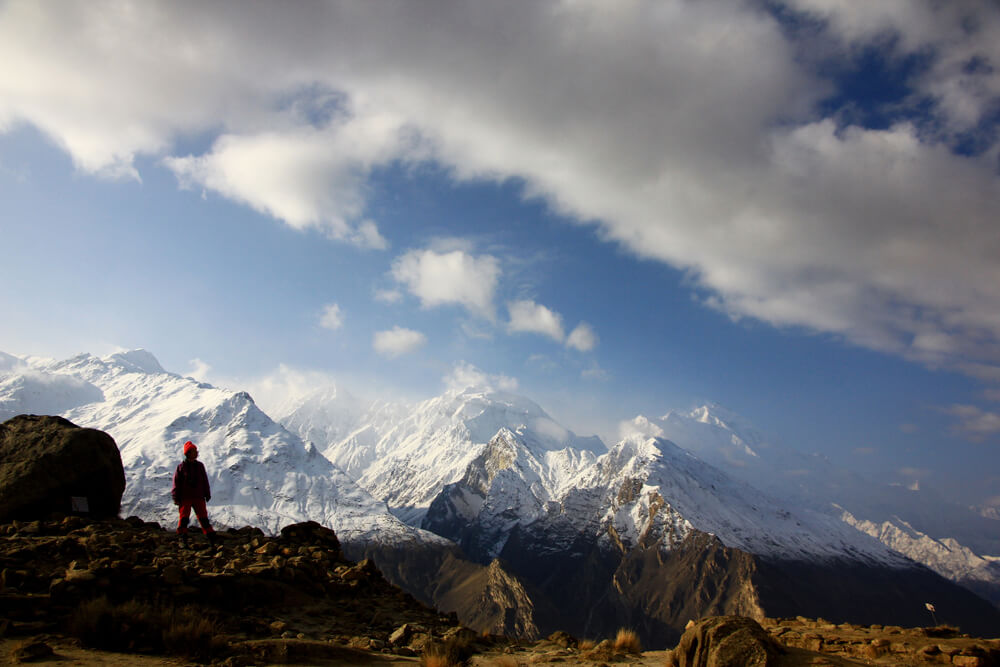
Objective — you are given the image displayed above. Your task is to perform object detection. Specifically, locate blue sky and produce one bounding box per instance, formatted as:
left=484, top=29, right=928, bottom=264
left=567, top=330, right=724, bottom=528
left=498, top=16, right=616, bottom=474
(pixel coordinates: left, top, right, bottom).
left=2, top=1, right=1000, bottom=508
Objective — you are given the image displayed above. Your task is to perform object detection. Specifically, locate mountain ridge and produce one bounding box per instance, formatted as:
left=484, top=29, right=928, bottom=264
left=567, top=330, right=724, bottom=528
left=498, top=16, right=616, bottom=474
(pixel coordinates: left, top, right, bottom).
left=2, top=348, right=999, bottom=645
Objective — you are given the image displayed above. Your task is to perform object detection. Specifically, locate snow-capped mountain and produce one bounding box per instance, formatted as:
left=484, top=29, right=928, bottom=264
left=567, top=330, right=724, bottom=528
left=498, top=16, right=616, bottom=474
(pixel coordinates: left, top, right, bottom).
left=423, top=426, right=601, bottom=560
left=584, top=433, right=905, bottom=563
left=423, top=421, right=1000, bottom=641
left=623, top=404, right=847, bottom=511
left=3, top=348, right=999, bottom=640
left=279, top=386, right=1000, bottom=610
left=0, top=349, right=447, bottom=548
left=624, top=404, right=1000, bottom=605
left=277, top=385, right=604, bottom=525
left=841, top=509, right=1000, bottom=607
left=424, top=422, right=904, bottom=566
left=278, top=387, right=899, bottom=565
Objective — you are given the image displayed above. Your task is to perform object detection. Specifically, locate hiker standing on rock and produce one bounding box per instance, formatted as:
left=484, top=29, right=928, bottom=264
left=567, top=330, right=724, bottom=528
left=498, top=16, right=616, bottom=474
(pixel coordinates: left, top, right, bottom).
left=171, top=440, right=216, bottom=545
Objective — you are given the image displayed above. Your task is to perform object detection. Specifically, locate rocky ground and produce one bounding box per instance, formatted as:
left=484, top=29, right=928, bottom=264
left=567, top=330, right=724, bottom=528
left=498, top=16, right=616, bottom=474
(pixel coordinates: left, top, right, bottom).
left=762, top=617, right=1000, bottom=666
left=1, top=515, right=998, bottom=666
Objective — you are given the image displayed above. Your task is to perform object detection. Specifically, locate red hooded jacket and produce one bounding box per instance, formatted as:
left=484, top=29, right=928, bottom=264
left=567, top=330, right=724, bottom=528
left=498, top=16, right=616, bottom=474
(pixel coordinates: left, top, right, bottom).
left=171, top=459, right=211, bottom=504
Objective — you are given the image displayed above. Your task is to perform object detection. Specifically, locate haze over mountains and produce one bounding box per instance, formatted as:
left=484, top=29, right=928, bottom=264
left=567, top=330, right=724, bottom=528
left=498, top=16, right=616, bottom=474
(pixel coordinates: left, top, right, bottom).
left=1, top=349, right=998, bottom=643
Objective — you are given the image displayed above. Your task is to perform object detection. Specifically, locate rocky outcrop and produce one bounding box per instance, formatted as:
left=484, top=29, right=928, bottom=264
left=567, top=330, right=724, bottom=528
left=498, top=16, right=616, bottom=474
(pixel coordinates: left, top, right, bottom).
left=345, top=537, right=548, bottom=639
left=763, top=617, right=1000, bottom=666
left=0, top=515, right=475, bottom=662
left=667, top=616, right=785, bottom=667
left=0, top=415, right=125, bottom=521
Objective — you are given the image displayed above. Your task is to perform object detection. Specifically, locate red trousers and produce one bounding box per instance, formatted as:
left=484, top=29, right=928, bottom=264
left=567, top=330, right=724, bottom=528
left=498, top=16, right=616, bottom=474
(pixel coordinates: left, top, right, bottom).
left=177, top=498, right=214, bottom=534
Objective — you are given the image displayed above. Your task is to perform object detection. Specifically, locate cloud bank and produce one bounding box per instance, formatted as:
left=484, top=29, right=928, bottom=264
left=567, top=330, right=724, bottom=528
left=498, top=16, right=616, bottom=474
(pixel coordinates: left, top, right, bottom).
left=2, top=0, right=999, bottom=383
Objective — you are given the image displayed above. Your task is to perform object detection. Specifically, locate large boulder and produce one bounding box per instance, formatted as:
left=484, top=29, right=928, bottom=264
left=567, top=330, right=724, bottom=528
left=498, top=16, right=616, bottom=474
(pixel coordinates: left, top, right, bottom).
left=0, top=414, right=126, bottom=521
left=668, top=616, right=785, bottom=667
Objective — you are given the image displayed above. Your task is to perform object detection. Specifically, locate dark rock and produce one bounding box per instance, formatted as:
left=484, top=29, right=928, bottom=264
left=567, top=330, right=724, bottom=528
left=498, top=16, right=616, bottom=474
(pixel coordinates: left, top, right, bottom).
left=279, top=521, right=341, bottom=557
left=341, top=558, right=378, bottom=582
left=0, top=415, right=125, bottom=521
left=10, top=640, right=54, bottom=663
left=547, top=630, right=577, bottom=648
left=389, top=623, right=418, bottom=645
left=670, top=616, right=785, bottom=667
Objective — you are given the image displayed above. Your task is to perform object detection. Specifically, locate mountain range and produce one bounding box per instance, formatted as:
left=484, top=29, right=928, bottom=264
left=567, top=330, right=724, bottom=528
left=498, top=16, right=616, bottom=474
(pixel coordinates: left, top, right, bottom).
left=1, top=349, right=998, bottom=645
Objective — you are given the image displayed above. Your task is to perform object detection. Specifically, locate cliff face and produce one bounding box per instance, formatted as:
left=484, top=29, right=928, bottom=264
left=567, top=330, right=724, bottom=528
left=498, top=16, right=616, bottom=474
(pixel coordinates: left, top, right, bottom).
left=344, top=538, right=545, bottom=639
left=494, top=526, right=763, bottom=647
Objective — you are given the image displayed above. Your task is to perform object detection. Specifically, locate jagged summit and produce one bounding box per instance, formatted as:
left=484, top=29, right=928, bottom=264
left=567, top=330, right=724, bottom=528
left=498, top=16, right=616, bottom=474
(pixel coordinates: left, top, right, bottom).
left=274, top=382, right=604, bottom=526
left=592, top=433, right=906, bottom=563
left=0, top=348, right=449, bottom=551
left=105, top=348, right=166, bottom=374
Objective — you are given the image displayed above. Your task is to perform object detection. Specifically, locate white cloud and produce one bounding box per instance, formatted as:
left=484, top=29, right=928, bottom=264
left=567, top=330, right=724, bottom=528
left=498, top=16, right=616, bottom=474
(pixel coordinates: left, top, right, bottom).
left=374, top=288, right=403, bottom=304
left=619, top=415, right=665, bottom=441
left=444, top=362, right=518, bottom=393
left=165, top=119, right=398, bottom=248
left=566, top=322, right=598, bottom=352
left=319, top=303, right=344, bottom=331
left=373, top=326, right=427, bottom=358
left=187, top=358, right=211, bottom=381
left=3, top=1, right=1000, bottom=380
left=531, top=417, right=569, bottom=445
left=507, top=304, right=598, bottom=352
left=392, top=248, right=500, bottom=319
left=351, top=220, right=388, bottom=251
left=942, top=404, right=1000, bottom=441
left=581, top=363, right=609, bottom=381
left=507, top=300, right=564, bottom=342
left=211, top=363, right=343, bottom=417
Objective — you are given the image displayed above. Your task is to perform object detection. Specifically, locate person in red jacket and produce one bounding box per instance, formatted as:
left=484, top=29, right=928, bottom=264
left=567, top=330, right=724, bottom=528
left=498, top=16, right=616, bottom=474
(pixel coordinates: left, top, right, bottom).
left=171, top=441, right=216, bottom=545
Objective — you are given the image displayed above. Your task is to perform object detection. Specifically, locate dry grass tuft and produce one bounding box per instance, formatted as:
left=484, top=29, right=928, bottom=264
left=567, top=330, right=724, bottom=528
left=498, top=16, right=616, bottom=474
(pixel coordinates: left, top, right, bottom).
left=578, top=639, right=597, bottom=651
left=68, top=597, right=221, bottom=660
left=162, top=606, right=226, bottom=658
left=614, top=627, right=642, bottom=654
left=421, top=656, right=455, bottom=667
left=421, top=634, right=475, bottom=667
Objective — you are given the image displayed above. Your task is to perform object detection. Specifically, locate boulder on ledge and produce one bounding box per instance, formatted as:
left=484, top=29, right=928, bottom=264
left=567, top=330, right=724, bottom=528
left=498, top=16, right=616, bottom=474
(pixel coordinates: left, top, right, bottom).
left=668, top=616, right=785, bottom=667
left=0, top=414, right=126, bottom=521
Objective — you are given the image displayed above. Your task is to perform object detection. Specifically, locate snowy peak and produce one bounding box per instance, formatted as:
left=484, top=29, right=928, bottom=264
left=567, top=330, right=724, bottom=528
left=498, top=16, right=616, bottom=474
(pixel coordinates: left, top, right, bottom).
left=272, top=383, right=374, bottom=452
left=430, top=387, right=603, bottom=455
left=278, top=383, right=603, bottom=526
left=464, top=428, right=520, bottom=495
left=0, top=349, right=449, bottom=550
left=565, top=433, right=905, bottom=564
left=841, top=510, right=1000, bottom=592
left=105, top=349, right=166, bottom=375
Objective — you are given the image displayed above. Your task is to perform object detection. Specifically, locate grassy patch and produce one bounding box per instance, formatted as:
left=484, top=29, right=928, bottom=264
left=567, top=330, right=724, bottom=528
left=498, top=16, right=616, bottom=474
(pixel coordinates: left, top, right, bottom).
left=421, top=633, right=475, bottom=666
left=68, top=596, right=223, bottom=660
left=613, top=627, right=642, bottom=654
